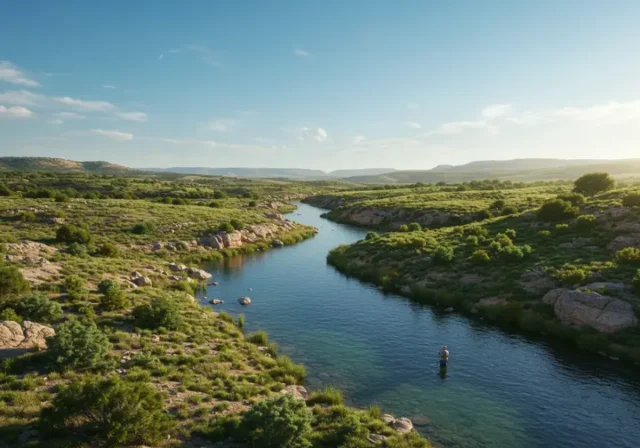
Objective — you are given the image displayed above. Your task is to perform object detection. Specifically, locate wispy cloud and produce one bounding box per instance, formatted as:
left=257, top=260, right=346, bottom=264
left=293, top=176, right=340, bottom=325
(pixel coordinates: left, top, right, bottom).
left=116, top=111, right=148, bottom=122
left=353, top=135, right=366, bottom=145
left=0, top=90, right=44, bottom=106
left=481, top=104, right=512, bottom=119
left=53, top=96, right=116, bottom=112
left=300, top=127, right=328, bottom=142
left=0, top=61, right=40, bottom=87
left=157, top=137, right=272, bottom=153
left=102, top=84, right=116, bottom=89
left=403, top=121, right=422, bottom=129
left=92, top=129, right=133, bottom=141
left=0, top=105, right=34, bottom=118
left=164, top=44, right=220, bottom=66
left=48, top=119, right=64, bottom=125
left=294, top=49, right=309, bottom=57
left=209, top=118, right=236, bottom=132
left=553, top=101, right=640, bottom=123
left=424, top=120, right=499, bottom=137
left=57, top=112, right=86, bottom=120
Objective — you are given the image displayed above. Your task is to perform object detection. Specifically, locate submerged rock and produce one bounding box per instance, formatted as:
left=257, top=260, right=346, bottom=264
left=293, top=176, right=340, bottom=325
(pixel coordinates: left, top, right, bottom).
left=238, top=297, right=252, bottom=305
left=272, top=239, right=284, bottom=247
left=209, top=299, right=224, bottom=305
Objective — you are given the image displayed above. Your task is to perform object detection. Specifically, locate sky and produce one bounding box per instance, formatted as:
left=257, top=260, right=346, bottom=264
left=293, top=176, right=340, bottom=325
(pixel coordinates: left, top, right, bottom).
left=1, top=1, right=640, bottom=171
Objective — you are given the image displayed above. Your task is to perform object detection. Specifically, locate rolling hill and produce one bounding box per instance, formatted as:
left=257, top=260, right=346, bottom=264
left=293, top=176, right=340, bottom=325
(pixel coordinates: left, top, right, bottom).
left=0, top=157, right=130, bottom=174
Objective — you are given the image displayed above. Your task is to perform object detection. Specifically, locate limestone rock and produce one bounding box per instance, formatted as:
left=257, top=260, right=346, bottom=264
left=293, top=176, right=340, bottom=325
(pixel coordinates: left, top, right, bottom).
left=238, top=297, right=251, bottom=305
left=272, top=239, right=284, bottom=247
left=168, top=263, right=187, bottom=272
left=381, top=414, right=395, bottom=424
left=0, top=321, right=55, bottom=350
left=391, top=417, right=414, bottom=434
left=280, top=385, right=308, bottom=400
left=542, top=288, right=637, bottom=333
left=209, top=299, right=223, bottom=305
left=187, top=267, right=212, bottom=280
left=132, top=275, right=153, bottom=287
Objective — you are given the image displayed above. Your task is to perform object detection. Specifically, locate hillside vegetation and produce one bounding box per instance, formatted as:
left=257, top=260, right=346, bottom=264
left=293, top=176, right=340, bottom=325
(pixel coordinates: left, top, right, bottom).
left=0, top=157, right=130, bottom=174
left=326, top=173, right=640, bottom=363
left=0, top=170, right=426, bottom=447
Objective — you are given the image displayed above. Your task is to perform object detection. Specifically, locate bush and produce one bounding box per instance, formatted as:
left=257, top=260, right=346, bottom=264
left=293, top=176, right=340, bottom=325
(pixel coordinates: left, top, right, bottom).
left=0, top=265, right=30, bottom=301
left=470, top=249, right=491, bottom=264
left=131, top=222, right=155, bottom=235
left=20, top=211, right=37, bottom=222
left=500, top=245, right=524, bottom=260
left=100, top=284, right=129, bottom=311
left=230, top=219, right=244, bottom=230
left=239, top=394, right=312, bottom=448
left=478, top=209, right=493, bottom=220
left=558, top=193, right=586, bottom=206
left=132, top=297, right=181, bottom=330
left=0, top=308, right=21, bottom=322
left=56, top=224, right=91, bottom=244
left=502, top=206, right=518, bottom=216
left=208, top=201, right=222, bottom=208
left=537, top=199, right=579, bottom=222
left=47, top=320, right=112, bottom=370
left=399, top=224, right=409, bottom=232
left=308, top=387, right=344, bottom=406
left=465, top=235, right=479, bottom=246
left=623, top=192, right=640, bottom=207
left=96, top=242, right=120, bottom=257
left=555, top=223, right=569, bottom=232
left=40, top=376, right=173, bottom=447
left=53, top=193, right=70, bottom=203
left=573, top=172, right=615, bottom=197
left=248, top=330, right=268, bottom=346
left=97, top=279, right=118, bottom=295
left=172, top=198, right=187, bottom=205
left=432, top=246, right=454, bottom=264
left=365, top=232, right=379, bottom=241
left=575, top=214, right=597, bottom=231
left=219, top=222, right=235, bottom=233
left=490, top=199, right=505, bottom=209
left=0, top=183, right=12, bottom=196
left=615, top=247, right=640, bottom=264
left=633, top=270, right=640, bottom=295
left=64, top=275, right=84, bottom=293
left=555, top=267, right=587, bottom=285
left=213, top=190, right=228, bottom=199
left=16, top=295, right=63, bottom=323
left=538, top=230, right=551, bottom=237
left=494, top=233, right=513, bottom=247
left=504, top=228, right=516, bottom=239
left=67, top=242, right=88, bottom=257
left=407, top=222, right=422, bottom=232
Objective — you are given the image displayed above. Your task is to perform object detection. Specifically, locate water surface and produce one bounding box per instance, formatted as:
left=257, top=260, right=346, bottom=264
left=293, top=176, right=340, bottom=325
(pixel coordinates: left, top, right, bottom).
left=199, top=202, right=640, bottom=448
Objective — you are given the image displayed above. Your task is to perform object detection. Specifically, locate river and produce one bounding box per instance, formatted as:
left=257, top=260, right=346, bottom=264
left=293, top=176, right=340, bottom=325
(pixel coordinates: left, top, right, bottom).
left=199, top=202, right=640, bottom=448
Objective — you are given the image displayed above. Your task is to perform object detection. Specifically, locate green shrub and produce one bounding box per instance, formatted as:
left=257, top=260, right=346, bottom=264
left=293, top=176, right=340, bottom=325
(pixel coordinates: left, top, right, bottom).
left=633, top=270, right=640, bottom=295
left=465, top=226, right=488, bottom=237
left=56, top=224, right=91, bottom=244
left=0, top=183, right=12, bottom=196
left=172, top=198, right=187, bottom=205
left=470, top=249, right=491, bottom=264
left=432, top=246, right=454, bottom=264
left=237, top=313, right=245, bottom=330
left=615, top=247, right=640, bottom=264
left=20, top=211, right=37, bottom=222
left=573, top=172, right=615, bottom=197
left=40, top=376, right=173, bottom=447
left=67, top=242, right=88, bottom=257
left=239, top=395, right=312, bottom=448
left=131, top=222, right=155, bottom=235
left=557, top=193, right=586, bottom=206
left=555, top=223, right=569, bottom=232
left=399, top=224, right=409, bottom=232
left=230, top=219, right=244, bottom=230
left=365, top=232, right=379, bottom=241
left=623, top=192, right=640, bottom=207
left=132, top=297, right=181, bottom=330
left=465, top=235, right=479, bottom=246
left=500, top=245, right=524, bottom=260
left=47, top=320, right=112, bottom=370
left=100, top=284, right=129, bottom=311
left=537, top=199, right=579, bottom=222
left=537, top=230, right=551, bottom=237
left=555, top=267, right=587, bottom=285
left=0, top=265, right=30, bottom=301
left=0, top=308, right=21, bottom=322
left=53, top=193, right=70, bottom=203
left=489, top=240, right=502, bottom=252
left=208, top=201, right=222, bottom=208
left=575, top=214, right=597, bottom=231
left=502, top=206, right=518, bottom=216
left=407, top=222, right=422, bottom=232
left=97, top=279, right=119, bottom=295
left=64, top=275, right=84, bottom=293
left=494, top=233, right=513, bottom=247
left=490, top=199, right=505, bottom=209
left=213, top=190, right=228, bottom=199
left=16, top=295, right=63, bottom=323
left=248, top=330, right=268, bottom=346
left=96, top=242, right=120, bottom=257
left=478, top=209, right=493, bottom=220
left=308, top=387, right=344, bottom=406
left=219, top=222, right=235, bottom=233
left=504, top=228, right=516, bottom=239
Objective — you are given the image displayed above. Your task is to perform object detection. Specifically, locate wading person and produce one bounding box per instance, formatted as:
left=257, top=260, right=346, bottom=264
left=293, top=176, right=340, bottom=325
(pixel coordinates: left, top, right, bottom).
left=439, top=345, right=449, bottom=368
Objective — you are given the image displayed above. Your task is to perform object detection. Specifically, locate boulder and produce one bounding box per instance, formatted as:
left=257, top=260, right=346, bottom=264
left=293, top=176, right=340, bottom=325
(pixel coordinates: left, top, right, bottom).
left=391, top=418, right=414, bottom=434
left=168, top=263, right=187, bottom=272
left=0, top=321, right=55, bottom=351
left=209, top=299, right=224, bottom=305
left=580, top=282, right=626, bottom=293
left=542, top=288, right=637, bottom=333
left=238, top=297, right=251, bottom=305
left=132, top=275, right=153, bottom=287
left=151, top=242, right=163, bottom=251
left=272, top=239, right=284, bottom=247
left=131, top=271, right=143, bottom=279
left=280, top=385, right=308, bottom=400
left=264, top=212, right=283, bottom=220
left=381, top=414, right=395, bottom=424
left=367, top=434, right=387, bottom=445
left=187, top=267, right=212, bottom=280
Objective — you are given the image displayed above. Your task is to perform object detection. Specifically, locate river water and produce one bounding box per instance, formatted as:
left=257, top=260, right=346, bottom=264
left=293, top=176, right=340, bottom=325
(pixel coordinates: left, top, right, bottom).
left=199, top=202, right=640, bottom=448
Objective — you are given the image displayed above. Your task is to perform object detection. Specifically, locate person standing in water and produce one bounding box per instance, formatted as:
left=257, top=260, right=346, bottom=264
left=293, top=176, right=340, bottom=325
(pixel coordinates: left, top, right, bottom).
left=439, top=345, right=449, bottom=368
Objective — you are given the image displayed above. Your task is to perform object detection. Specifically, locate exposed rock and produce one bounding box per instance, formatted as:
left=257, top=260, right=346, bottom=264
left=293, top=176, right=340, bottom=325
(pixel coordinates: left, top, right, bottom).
left=168, top=275, right=182, bottom=281
left=209, top=281, right=219, bottom=286
left=132, top=275, right=153, bottom=287
left=445, top=307, right=454, bottom=312
left=381, top=414, right=395, bottom=424
left=187, top=267, right=212, bottom=280
left=391, top=417, right=414, bottom=434
left=131, top=271, right=143, bottom=279
left=47, top=217, right=65, bottom=225
left=608, top=236, right=640, bottom=252
left=0, top=321, right=55, bottom=352
left=367, top=434, right=387, bottom=445
left=264, top=212, right=283, bottom=220
left=542, top=288, right=637, bottom=333
left=520, top=267, right=556, bottom=294
left=580, top=282, right=626, bottom=293
left=151, top=242, right=164, bottom=251
left=168, top=263, right=187, bottom=272
left=272, top=239, right=284, bottom=247
left=280, top=385, right=308, bottom=400
left=209, top=299, right=224, bottom=305
left=238, top=297, right=252, bottom=305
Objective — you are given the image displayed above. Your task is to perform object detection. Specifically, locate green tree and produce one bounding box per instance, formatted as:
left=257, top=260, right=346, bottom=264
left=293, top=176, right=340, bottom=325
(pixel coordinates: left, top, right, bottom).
left=537, top=199, right=579, bottom=222
left=218, top=222, right=235, bottom=233
left=0, top=265, right=30, bottom=303
left=131, top=222, right=155, bottom=235
left=230, top=219, right=244, bottom=230
left=573, top=172, right=615, bottom=197
left=239, top=395, right=312, bottom=448
left=47, top=320, right=112, bottom=370
left=432, top=246, right=454, bottom=264
left=470, top=249, right=491, bottom=264
left=100, top=284, right=129, bottom=311
left=365, top=232, right=379, bottom=241
left=0, top=183, right=12, bottom=196
left=132, top=297, right=181, bottom=330
left=96, top=242, right=120, bottom=257
left=16, top=295, right=63, bottom=323
left=40, top=376, right=174, bottom=447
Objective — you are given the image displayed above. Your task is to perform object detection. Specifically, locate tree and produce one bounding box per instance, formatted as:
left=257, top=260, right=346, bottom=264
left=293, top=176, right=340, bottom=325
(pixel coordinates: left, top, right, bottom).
left=365, top=232, right=379, bottom=241
left=0, top=183, right=12, bottom=196
left=132, top=297, right=181, bottom=330
left=239, top=395, right=312, bottom=448
left=218, top=222, right=235, bottom=233
left=230, top=219, right=244, bottom=230
left=47, top=320, right=112, bottom=370
left=100, top=284, right=129, bottom=311
left=623, top=192, right=640, bottom=207
left=96, top=242, right=120, bottom=257
left=470, top=249, right=491, bottom=264
left=537, top=199, right=579, bottom=222
left=0, top=265, right=30, bottom=303
left=573, top=172, right=615, bottom=197
left=131, top=222, right=155, bottom=235
left=16, top=295, right=63, bottom=323
left=432, top=246, right=454, bottom=264
left=40, top=376, right=174, bottom=447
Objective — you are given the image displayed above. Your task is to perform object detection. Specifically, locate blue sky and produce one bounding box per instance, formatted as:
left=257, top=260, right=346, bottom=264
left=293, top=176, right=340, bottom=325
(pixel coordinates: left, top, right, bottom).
left=1, top=1, right=640, bottom=171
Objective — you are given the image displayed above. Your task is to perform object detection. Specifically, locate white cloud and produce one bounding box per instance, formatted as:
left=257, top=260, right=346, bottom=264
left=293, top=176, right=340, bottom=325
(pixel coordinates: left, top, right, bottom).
left=353, top=135, right=366, bottom=144
left=0, top=61, right=40, bottom=87
left=424, top=120, right=499, bottom=137
left=406, top=102, right=419, bottom=111
left=92, top=129, right=133, bottom=141
left=403, top=121, right=422, bottom=129
left=209, top=118, right=236, bottom=132
left=48, top=119, right=64, bottom=125
left=53, top=96, right=116, bottom=112
left=553, top=101, right=640, bottom=123
left=57, top=112, right=86, bottom=120
left=0, top=90, right=44, bottom=106
left=164, top=44, right=220, bottom=66
left=481, top=104, right=512, bottom=119
left=294, top=49, right=309, bottom=57
left=0, top=105, right=34, bottom=118
left=102, top=84, right=116, bottom=89
left=300, top=127, right=328, bottom=142
left=116, top=111, right=148, bottom=122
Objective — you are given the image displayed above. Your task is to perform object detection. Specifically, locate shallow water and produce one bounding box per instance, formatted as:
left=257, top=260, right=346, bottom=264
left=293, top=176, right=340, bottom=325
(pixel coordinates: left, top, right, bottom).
left=199, top=202, right=640, bottom=448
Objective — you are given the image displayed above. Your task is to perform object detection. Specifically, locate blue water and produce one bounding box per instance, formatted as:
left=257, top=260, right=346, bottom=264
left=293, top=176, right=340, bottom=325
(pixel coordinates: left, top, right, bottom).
left=198, top=202, right=640, bottom=448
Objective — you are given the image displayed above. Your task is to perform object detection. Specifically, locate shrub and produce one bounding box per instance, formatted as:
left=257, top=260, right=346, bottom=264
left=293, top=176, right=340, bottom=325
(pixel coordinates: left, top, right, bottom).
left=56, top=224, right=91, bottom=244
left=489, top=240, right=502, bottom=252
left=0, top=183, right=12, bottom=196
left=100, top=284, right=129, bottom=311
left=490, top=199, right=505, bottom=210
left=132, top=297, right=181, bottom=330
left=500, top=245, right=524, bottom=260
left=555, top=223, right=569, bottom=232
left=239, top=395, right=312, bottom=448
left=504, top=228, right=516, bottom=239
left=0, top=308, right=21, bottom=322
left=365, top=232, right=379, bottom=241
left=633, top=270, right=640, bottom=295
left=575, top=214, right=597, bottom=231
left=555, top=267, right=587, bottom=285
left=97, top=279, right=119, bottom=295
left=64, top=275, right=84, bottom=293
left=494, top=233, right=513, bottom=247
left=502, top=206, right=518, bottom=216
left=248, top=330, right=268, bottom=346
left=432, top=246, right=454, bottom=264
left=67, top=242, right=88, bottom=257
left=615, top=247, right=640, bottom=264
left=218, top=222, right=235, bottom=233
left=537, top=230, right=551, bottom=237
left=573, top=172, right=615, bottom=197
left=399, top=224, right=409, bottom=232
left=16, top=295, right=63, bottom=323
left=208, top=201, right=222, bottom=208
left=407, top=222, right=422, bottom=232
left=557, top=193, right=586, bottom=206
left=40, top=376, right=173, bottom=447
left=53, top=193, right=70, bottom=203
left=237, top=313, right=245, bottom=330
left=308, top=387, right=344, bottom=406
left=623, top=192, right=640, bottom=207
left=465, top=225, right=488, bottom=237
left=465, top=235, right=479, bottom=246
left=47, top=320, right=112, bottom=370
left=230, top=219, right=244, bottom=230
left=537, top=199, right=579, bottom=222
left=172, top=198, right=187, bottom=205
left=20, top=211, right=37, bottom=222
left=131, top=222, right=155, bottom=235
left=478, top=209, right=493, bottom=220
left=470, top=249, right=491, bottom=264
left=213, top=191, right=228, bottom=199
left=0, top=265, right=30, bottom=301
left=96, top=242, right=120, bottom=257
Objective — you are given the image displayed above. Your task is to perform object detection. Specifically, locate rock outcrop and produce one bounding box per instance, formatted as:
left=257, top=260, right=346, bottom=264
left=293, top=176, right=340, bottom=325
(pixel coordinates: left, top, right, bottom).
left=0, top=321, right=55, bottom=351
left=542, top=288, right=637, bottom=333
left=238, top=297, right=251, bottom=305
left=187, top=267, right=212, bottom=280
left=280, top=385, right=308, bottom=400
left=379, top=414, right=414, bottom=434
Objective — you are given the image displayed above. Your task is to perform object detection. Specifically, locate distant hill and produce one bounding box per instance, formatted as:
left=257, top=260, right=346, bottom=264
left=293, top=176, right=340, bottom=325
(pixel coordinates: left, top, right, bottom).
left=0, top=157, right=130, bottom=174
left=144, top=167, right=396, bottom=179
left=344, top=159, right=640, bottom=184
left=327, top=168, right=395, bottom=178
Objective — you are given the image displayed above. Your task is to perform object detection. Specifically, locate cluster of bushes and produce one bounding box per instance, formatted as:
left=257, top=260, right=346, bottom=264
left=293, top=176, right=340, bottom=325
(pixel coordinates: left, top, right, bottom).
left=616, top=247, right=640, bottom=264
left=56, top=224, right=91, bottom=244
left=217, top=219, right=244, bottom=233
